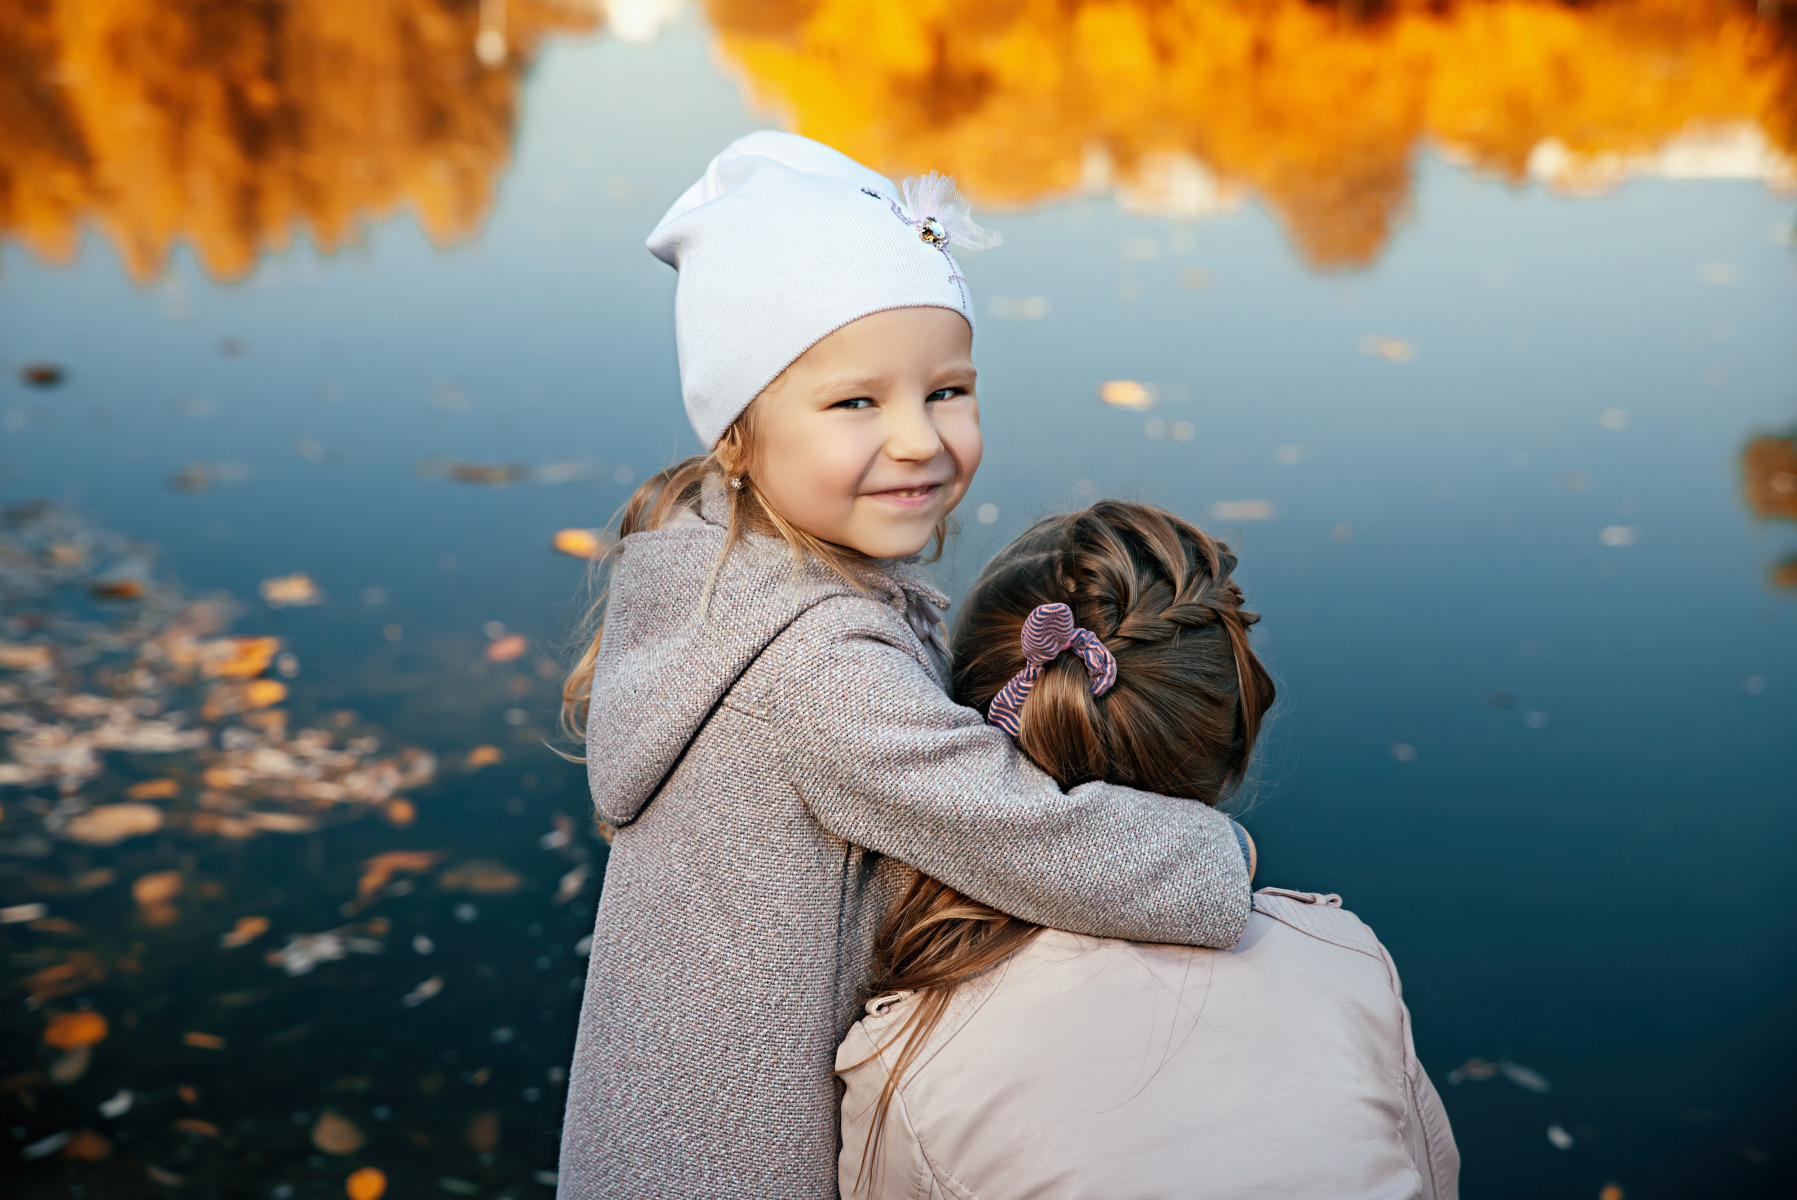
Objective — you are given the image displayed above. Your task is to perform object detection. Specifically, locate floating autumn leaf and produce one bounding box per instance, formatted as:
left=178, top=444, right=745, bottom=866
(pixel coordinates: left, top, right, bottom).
left=260, top=573, right=324, bottom=608
left=132, top=870, right=183, bottom=907
left=346, top=1166, right=389, bottom=1200
left=50, top=1044, right=93, bottom=1082
left=22, top=363, right=66, bottom=388
left=62, top=1128, right=112, bottom=1161
left=201, top=677, right=288, bottom=719
left=220, top=915, right=270, bottom=949
left=201, top=636, right=281, bottom=678
left=91, top=573, right=149, bottom=600
left=552, top=863, right=590, bottom=906
left=485, top=633, right=528, bottom=663
left=1097, top=381, right=1153, bottom=411
left=439, top=859, right=522, bottom=894
left=465, top=1110, right=500, bottom=1154
left=25, top=953, right=106, bottom=1005
left=383, top=798, right=417, bottom=827
left=44, top=1011, right=109, bottom=1050
left=552, top=528, right=609, bottom=560
left=312, top=1109, right=366, bottom=1155
left=357, top=850, right=448, bottom=904
left=400, top=974, right=444, bottom=1007
left=126, top=778, right=180, bottom=800
left=1360, top=335, right=1418, bottom=363
left=183, top=1031, right=227, bottom=1050
left=172, top=1118, right=221, bottom=1137
left=203, top=764, right=250, bottom=789
left=243, top=811, right=318, bottom=834
left=466, top=745, right=503, bottom=769
left=131, top=870, right=183, bottom=927
left=446, top=461, right=526, bottom=486
left=0, top=642, right=55, bottom=671
left=62, top=803, right=164, bottom=845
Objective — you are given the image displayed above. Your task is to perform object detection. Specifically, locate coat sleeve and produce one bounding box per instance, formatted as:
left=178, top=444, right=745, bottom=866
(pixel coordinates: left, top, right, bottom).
left=766, top=621, right=1251, bottom=948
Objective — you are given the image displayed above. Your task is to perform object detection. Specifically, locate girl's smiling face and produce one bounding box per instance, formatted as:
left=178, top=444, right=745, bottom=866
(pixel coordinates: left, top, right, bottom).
left=744, top=306, right=982, bottom=559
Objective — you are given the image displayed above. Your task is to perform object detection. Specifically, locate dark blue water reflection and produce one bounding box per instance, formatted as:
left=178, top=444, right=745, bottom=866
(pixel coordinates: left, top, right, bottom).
left=3, top=22, right=1795, bottom=1200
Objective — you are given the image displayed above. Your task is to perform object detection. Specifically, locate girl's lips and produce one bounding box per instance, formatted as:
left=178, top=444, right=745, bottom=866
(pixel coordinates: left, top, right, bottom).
left=863, top=483, right=944, bottom=509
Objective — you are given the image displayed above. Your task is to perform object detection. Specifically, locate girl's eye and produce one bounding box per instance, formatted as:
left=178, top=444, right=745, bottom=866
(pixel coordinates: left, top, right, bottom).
left=926, top=387, right=964, bottom=404
left=831, top=397, right=874, bottom=410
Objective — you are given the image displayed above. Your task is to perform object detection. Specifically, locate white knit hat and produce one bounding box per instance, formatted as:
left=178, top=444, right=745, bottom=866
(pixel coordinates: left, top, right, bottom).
left=647, top=132, right=999, bottom=448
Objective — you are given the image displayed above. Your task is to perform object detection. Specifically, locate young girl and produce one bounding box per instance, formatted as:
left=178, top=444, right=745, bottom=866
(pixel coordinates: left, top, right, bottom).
left=555, top=133, right=1258, bottom=1198
left=837, top=502, right=1460, bottom=1199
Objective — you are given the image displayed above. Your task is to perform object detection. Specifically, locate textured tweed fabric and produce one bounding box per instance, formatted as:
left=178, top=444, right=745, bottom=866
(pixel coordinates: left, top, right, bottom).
left=556, top=484, right=1252, bottom=1199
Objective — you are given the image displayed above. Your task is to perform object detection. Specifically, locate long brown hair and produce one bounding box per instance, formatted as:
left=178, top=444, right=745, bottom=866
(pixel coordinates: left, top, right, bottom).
left=845, top=500, right=1275, bottom=1189
left=559, top=413, right=949, bottom=749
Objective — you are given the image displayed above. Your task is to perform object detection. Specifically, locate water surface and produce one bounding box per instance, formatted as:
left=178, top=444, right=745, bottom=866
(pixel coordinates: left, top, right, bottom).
left=3, top=6, right=1795, bottom=1197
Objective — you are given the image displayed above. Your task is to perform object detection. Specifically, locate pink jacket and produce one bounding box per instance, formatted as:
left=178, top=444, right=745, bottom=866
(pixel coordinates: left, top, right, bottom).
left=837, top=888, right=1460, bottom=1200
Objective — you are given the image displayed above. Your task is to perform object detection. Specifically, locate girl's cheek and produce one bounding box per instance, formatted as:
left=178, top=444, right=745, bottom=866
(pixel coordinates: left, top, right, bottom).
left=948, top=411, right=984, bottom=481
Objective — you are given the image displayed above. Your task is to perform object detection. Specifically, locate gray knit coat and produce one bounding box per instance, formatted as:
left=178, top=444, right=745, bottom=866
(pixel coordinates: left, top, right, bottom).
left=557, top=484, right=1252, bottom=1199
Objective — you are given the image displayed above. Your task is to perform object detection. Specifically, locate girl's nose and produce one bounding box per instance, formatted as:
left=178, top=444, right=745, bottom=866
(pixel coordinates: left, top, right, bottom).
left=883, top=396, right=945, bottom=462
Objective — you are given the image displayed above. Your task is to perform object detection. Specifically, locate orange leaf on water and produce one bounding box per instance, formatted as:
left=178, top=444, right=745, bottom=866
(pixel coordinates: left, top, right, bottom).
left=312, top=1109, right=366, bottom=1155
left=44, top=1011, right=108, bottom=1050
left=357, top=851, right=447, bottom=903
left=244, top=679, right=288, bottom=708
left=552, top=528, right=608, bottom=560
left=132, top=871, right=182, bottom=907
left=485, top=634, right=528, bottom=663
left=62, top=1128, right=112, bottom=1161
left=220, top=916, right=270, bottom=949
left=346, top=1166, right=388, bottom=1200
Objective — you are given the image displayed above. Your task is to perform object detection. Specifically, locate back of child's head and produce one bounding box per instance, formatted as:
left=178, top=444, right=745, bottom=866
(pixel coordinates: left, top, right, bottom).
left=951, top=500, right=1274, bottom=804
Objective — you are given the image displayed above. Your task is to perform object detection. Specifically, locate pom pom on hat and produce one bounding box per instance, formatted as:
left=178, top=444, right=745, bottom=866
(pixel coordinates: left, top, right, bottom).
left=647, top=132, right=999, bottom=448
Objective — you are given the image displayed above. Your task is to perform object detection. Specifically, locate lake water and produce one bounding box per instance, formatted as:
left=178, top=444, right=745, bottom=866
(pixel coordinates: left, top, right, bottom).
left=4, top=4, right=1796, bottom=1197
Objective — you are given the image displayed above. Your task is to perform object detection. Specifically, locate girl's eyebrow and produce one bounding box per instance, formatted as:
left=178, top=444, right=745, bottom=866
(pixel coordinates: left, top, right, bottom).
left=811, top=374, right=890, bottom=396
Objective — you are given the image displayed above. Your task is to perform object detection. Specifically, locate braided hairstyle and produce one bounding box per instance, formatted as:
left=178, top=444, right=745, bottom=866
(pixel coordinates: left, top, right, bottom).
left=844, top=501, right=1273, bottom=1192
left=951, top=498, right=1272, bottom=800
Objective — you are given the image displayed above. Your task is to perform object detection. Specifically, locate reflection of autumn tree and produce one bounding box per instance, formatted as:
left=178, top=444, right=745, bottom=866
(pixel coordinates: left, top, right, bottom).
left=0, top=0, right=596, bottom=283
left=1742, top=431, right=1797, bottom=590
left=707, top=0, right=1797, bottom=268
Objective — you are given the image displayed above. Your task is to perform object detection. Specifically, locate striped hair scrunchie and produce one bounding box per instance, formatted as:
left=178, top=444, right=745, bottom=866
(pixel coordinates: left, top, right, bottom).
left=985, top=603, right=1118, bottom=737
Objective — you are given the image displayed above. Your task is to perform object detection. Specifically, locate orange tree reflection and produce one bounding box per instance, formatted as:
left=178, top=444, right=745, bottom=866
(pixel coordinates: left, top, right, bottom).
left=1742, top=430, right=1797, bottom=590
left=0, top=0, right=596, bottom=283
left=707, top=0, right=1797, bottom=269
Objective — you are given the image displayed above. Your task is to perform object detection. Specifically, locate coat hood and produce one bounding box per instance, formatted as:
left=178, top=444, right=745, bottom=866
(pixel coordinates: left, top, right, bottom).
left=585, top=478, right=949, bottom=827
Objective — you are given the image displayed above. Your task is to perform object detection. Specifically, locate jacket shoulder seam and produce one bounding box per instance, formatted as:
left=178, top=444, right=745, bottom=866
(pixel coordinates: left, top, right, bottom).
left=1251, top=894, right=1384, bottom=962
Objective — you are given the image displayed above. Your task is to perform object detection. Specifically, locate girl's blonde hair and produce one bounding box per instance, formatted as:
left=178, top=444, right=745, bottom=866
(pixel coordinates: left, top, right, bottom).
left=559, top=413, right=948, bottom=748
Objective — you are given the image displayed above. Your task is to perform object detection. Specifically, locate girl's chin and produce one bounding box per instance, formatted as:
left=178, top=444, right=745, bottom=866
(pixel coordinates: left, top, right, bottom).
left=837, top=519, right=939, bottom=560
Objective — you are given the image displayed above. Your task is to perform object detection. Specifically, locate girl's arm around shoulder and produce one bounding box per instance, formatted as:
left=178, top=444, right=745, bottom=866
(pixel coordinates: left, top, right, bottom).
left=764, top=610, right=1251, bottom=948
